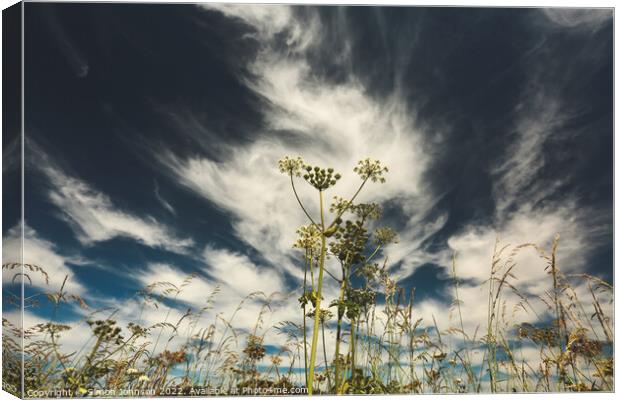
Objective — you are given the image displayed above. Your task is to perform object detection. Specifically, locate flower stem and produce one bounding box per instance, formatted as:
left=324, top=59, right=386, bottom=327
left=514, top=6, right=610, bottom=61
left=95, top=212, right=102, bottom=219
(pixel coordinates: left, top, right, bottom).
left=307, top=190, right=327, bottom=395
left=291, top=174, right=319, bottom=228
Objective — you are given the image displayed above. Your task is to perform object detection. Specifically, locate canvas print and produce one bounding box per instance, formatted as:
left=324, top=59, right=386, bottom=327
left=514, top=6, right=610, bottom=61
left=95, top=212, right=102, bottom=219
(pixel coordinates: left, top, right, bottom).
left=1, top=2, right=614, bottom=398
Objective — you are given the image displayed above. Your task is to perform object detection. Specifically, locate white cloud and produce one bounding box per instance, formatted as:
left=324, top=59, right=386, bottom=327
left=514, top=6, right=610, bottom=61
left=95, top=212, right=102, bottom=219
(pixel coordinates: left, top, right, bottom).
left=203, top=246, right=285, bottom=297
left=133, top=247, right=294, bottom=333
left=199, top=4, right=318, bottom=50
left=149, top=5, right=611, bottom=378
left=38, top=156, right=193, bottom=254
left=160, top=5, right=435, bottom=285
left=411, top=200, right=613, bottom=346
left=133, top=262, right=218, bottom=307
left=423, top=21, right=615, bottom=346
left=3, top=223, right=86, bottom=295
left=491, top=94, right=565, bottom=220
left=154, top=180, right=176, bottom=215
left=542, top=8, right=612, bottom=30
left=7, top=308, right=90, bottom=358
left=128, top=255, right=302, bottom=359
left=152, top=6, right=442, bottom=374
left=8, top=7, right=612, bottom=389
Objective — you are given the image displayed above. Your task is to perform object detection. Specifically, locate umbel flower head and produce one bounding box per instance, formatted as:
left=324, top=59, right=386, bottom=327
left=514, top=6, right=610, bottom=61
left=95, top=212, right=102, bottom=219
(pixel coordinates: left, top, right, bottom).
left=302, top=164, right=341, bottom=191
left=329, top=219, right=369, bottom=264
left=352, top=202, right=381, bottom=220
left=293, top=224, right=322, bottom=252
left=354, top=158, right=388, bottom=183
left=306, top=308, right=333, bottom=322
left=374, top=227, right=398, bottom=246
left=329, top=196, right=352, bottom=215
left=278, top=156, right=304, bottom=177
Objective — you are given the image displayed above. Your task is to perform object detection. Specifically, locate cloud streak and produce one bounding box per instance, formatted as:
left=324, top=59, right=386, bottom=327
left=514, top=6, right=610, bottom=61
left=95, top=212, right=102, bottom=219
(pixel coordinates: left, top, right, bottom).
left=3, top=224, right=86, bottom=295
left=159, top=5, right=436, bottom=284
left=32, top=144, right=194, bottom=254
left=152, top=5, right=613, bottom=350
left=12, top=6, right=612, bottom=385
left=154, top=179, right=177, bottom=216
left=542, top=8, right=612, bottom=30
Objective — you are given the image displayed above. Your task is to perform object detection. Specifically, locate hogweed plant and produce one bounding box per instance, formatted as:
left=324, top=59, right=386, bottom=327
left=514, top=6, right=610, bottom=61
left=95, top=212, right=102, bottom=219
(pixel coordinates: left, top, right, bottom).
left=278, top=156, right=393, bottom=394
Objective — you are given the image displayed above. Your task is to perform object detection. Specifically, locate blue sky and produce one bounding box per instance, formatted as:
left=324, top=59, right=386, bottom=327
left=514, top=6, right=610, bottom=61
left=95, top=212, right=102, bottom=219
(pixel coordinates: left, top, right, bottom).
left=2, top=4, right=613, bottom=375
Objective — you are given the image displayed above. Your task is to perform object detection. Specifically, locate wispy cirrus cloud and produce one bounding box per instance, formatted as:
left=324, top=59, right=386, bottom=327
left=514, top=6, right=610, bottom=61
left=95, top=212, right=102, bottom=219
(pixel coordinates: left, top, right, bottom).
left=31, top=144, right=194, bottom=254
left=542, top=8, right=612, bottom=30
left=131, top=247, right=299, bottom=355
left=154, top=179, right=177, bottom=216
left=42, top=5, right=89, bottom=78
left=103, top=6, right=614, bottom=374
left=428, top=8, right=613, bottom=338
left=203, top=4, right=290, bottom=36
left=157, top=5, right=437, bottom=285
left=157, top=5, right=608, bottom=286
left=7, top=5, right=610, bottom=384
left=2, top=223, right=86, bottom=295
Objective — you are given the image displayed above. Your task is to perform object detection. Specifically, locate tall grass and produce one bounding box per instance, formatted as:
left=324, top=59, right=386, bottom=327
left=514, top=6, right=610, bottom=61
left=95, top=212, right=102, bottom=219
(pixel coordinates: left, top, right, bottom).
left=0, top=157, right=613, bottom=396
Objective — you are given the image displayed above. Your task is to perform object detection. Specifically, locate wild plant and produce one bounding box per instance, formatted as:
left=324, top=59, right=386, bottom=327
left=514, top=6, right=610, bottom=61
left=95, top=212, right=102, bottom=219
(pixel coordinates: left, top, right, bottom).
left=279, top=156, right=390, bottom=394
left=0, top=157, right=614, bottom=395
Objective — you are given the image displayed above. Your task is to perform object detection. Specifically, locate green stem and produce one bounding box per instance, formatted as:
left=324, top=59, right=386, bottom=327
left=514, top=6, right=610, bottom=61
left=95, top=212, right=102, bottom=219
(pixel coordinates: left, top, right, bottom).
left=303, top=250, right=309, bottom=388
left=321, top=318, right=332, bottom=391
left=349, top=318, right=356, bottom=383
left=291, top=174, right=319, bottom=228
left=365, top=244, right=383, bottom=264
left=326, top=179, right=369, bottom=232
left=307, top=190, right=327, bottom=395
left=487, top=245, right=497, bottom=393
left=334, top=275, right=347, bottom=393
left=451, top=253, right=476, bottom=389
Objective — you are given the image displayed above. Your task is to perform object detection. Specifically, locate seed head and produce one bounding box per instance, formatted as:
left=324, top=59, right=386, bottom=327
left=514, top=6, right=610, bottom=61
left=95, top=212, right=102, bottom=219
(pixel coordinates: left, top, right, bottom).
left=353, top=203, right=381, bottom=220
left=278, top=156, right=304, bottom=177
left=302, top=163, right=342, bottom=191
left=329, top=196, right=352, bottom=214
left=374, top=227, right=398, bottom=246
left=354, top=158, right=388, bottom=183
left=293, top=224, right=322, bottom=252
left=243, top=334, right=266, bottom=361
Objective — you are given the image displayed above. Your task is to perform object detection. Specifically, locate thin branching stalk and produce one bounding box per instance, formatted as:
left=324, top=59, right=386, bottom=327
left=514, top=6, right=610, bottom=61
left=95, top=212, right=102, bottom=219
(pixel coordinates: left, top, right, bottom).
left=307, top=190, right=327, bottom=394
